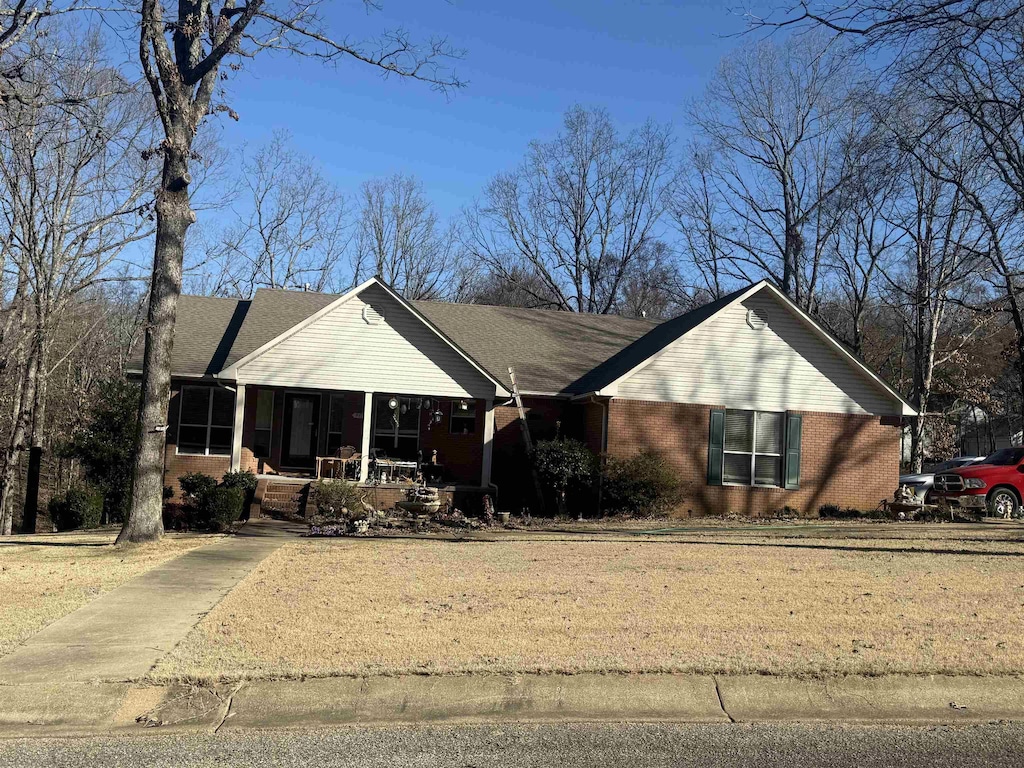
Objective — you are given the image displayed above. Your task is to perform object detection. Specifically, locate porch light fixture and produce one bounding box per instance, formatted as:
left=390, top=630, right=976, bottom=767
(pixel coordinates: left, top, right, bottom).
left=458, top=399, right=470, bottom=411
left=388, top=397, right=399, bottom=410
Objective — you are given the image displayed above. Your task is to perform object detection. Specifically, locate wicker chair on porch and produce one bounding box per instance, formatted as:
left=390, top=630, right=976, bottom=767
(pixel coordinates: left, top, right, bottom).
left=316, top=445, right=360, bottom=480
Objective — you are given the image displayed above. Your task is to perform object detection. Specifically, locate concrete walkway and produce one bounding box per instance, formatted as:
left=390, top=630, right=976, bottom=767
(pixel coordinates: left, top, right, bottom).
left=0, top=519, right=301, bottom=685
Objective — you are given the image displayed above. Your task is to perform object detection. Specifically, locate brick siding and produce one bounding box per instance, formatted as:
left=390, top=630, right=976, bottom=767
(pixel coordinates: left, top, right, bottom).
left=605, top=399, right=899, bottom=517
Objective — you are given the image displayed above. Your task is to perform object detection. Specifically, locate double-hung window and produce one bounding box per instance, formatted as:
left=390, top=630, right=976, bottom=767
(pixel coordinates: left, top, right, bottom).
left=177, top=386, right=234, bottom=456
left=722, top=410, right=784, bottom=487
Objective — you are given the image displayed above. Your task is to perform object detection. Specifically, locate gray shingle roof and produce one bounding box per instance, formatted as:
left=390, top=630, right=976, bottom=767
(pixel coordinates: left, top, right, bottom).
left=127, top=295, right=249, bottom=376
left=409, top=300, right=656, bottom=393
left=137, top=284, right=748, bottom=395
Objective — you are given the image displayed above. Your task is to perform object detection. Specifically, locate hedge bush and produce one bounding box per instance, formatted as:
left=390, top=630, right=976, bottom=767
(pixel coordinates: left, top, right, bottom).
left=222, top=469, right=257, bottom=495
left=819, top=504, right=862, bottom=519
left=175, top=472, right=245, bottom=531
left=204, top=486, right=246, bottom=532
left=311, top=479, right=366, bottom=524
left=49, top=486, right=104, bottom=531
left=601, top=451, right=682, bottom=517
left=531, top=438, right=597, bottom=517
left=179, top=472, right=218, bottom=509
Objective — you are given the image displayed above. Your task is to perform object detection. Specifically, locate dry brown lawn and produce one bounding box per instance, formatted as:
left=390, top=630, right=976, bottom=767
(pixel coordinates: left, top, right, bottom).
left=0, top=528, right=218, bottom=659
left=153, top=523, right=1024, bottom=682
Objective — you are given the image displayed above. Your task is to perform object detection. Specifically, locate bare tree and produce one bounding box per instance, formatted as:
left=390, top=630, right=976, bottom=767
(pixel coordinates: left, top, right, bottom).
left=0, top=29, right=155, bottom=534
left=122, top=0, right=465, bottom=542
left=673, top=144, right=735, bottom=300
left=688, top=32, right=859, bottom=309
left=821, top=100, right=905, bottom=355
left=465, top=105, right=674, bottom=314
left=762, top=1, right=1024, bottom=448
left=207, top=131, right=350, bottom=296
left=352, top=173, right=459, bottom=299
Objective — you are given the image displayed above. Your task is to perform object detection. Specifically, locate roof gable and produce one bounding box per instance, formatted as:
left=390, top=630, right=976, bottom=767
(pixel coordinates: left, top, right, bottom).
left=607, top=282, right=914, bottom=416
left=219, top=280, right=508, bottom=399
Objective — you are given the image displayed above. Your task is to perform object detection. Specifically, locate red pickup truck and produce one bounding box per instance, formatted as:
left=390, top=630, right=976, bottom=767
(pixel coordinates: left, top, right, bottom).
left=931, top=446, right=1024, bottom=518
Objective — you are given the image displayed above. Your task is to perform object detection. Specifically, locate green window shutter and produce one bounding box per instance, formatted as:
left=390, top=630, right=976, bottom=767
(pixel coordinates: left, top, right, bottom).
left=707, top=409, right=725, bottom=486
left=785, top=413, right=802, bottom=490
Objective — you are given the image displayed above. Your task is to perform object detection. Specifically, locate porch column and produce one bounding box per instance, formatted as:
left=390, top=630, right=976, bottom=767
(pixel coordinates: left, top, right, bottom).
left=230, top=384, right=245, bottom=472
left=481, top=398, right=495, bottom=487
left=359, top=391, right=373, bottom=482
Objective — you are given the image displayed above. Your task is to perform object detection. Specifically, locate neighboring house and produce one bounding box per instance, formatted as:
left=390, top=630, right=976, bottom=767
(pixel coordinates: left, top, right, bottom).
left=127, top=277, right=915, bottom=517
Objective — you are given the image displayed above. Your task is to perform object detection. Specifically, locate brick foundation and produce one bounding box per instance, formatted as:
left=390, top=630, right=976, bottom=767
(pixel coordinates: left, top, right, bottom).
left=605, top=400, right=899, bottom=517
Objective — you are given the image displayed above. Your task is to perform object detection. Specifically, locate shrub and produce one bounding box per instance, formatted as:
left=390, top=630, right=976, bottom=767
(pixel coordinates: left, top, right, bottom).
left=177, top=472, right=245, bottom=531
left=311, top=479, right=366, bottom=524
left=204, top=486, right=245, bottom=532
left=49, top=486, right=104, bottom=532
left=222, top=470, right=257, bottom=519
left=179, top=472, right=218, bottom=512
left=601, top=451, right=682, bottom=517
left=531, top=438, right=596, bottom=517
left=57, top=379, right=139, bottom=523
left=222, top=469, right=257, bottom=495
left=819, top=504, right=862, bottom=519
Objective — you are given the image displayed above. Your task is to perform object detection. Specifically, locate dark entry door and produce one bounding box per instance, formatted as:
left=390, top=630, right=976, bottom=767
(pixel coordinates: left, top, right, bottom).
left=282, top=393, right=320, bottom=469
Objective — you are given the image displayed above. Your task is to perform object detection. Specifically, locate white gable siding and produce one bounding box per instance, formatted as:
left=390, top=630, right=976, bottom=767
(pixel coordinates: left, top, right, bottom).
left=235, top=284, right=495, bottom=398
left=616, top=290, right=900, bottom=415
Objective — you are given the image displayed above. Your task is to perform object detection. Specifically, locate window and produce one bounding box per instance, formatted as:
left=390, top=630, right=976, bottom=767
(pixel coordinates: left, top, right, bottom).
left=449, top=400, right=477, bottom=435
left=327, top=394, right=346, bottom=454
left=373, top=395, right=420, bottom=460
left=722, top=410, right=783, bottom=487
left=253, top=389, right=274, bottom=458
left=177, top=386, right=234, bottom=456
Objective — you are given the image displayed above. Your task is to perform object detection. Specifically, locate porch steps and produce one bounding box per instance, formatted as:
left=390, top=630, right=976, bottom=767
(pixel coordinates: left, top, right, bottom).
left=257, top=479, right=311, bottom=519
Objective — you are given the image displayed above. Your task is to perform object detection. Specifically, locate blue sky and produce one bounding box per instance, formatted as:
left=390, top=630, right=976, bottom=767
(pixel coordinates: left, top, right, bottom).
left=209, top=1, right=765, bottom=219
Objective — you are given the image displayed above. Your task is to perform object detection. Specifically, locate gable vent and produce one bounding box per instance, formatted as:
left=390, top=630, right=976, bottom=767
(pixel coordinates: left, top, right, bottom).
left=746, top=307, right=768, bottom=330
left=362, top=305, right=384, bottom=325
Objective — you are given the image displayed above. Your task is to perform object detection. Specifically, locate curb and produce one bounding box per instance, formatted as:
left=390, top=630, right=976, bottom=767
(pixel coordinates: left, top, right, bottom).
left=0, top=673, right=1021, bottom=738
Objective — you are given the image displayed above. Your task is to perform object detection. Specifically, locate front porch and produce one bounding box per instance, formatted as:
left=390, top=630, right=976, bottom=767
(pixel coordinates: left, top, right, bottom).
left=253, top=473, right=493, bottom=519
left=231, top=385, right=496, bottom=490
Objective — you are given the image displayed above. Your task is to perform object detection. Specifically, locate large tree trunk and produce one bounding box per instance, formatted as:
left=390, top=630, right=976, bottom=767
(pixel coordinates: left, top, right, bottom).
left=21, top=327, right=47, bottom=533
left=0, top=341, right=38, bottom=535
left=118, top=144, right=193, bottom=545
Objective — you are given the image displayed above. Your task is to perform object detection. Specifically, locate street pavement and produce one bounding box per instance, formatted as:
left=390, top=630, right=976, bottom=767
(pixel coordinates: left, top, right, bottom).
left=1, top=722, right=1022, bottom=768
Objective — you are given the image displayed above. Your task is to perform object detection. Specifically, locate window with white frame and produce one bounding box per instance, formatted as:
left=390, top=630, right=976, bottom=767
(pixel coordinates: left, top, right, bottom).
left=722, top=410, right=784, bottom=487
left=253, top=389, right=274, bottom=457
left=177, top=386, right=234, bottom=456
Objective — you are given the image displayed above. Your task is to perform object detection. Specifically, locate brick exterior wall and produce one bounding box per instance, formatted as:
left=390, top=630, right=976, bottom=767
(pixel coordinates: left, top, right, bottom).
left=418, top=399, right=485, bottom=486
left=492, top=397, right=592, bottom=512
left=605, top=399, right=899, bottom=517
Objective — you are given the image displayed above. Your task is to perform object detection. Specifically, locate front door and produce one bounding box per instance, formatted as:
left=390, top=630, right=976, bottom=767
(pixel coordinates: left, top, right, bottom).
left=282, top=393, right=320, bottom=469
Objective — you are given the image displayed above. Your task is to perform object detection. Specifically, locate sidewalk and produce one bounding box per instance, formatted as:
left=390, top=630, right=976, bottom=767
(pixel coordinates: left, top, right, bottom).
left=1, top=672, right=1022, bottom=737
left=0, top=519, right=300, bottom=685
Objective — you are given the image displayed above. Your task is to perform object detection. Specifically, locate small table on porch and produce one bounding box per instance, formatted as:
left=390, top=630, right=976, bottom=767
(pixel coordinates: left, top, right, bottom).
left=316, top=454, right=360, bottom=480
left=372, top=459, right=418, bottom=484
